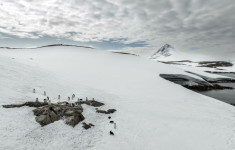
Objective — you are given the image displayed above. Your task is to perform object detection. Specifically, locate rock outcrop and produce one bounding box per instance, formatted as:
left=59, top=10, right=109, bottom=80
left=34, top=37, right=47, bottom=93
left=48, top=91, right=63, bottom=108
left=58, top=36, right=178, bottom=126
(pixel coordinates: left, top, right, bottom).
left=96, top=109, right=116, bottom=114
left=77, top=100, right=105, bottom=107
left=2, top=101, right=48, bottom=108
left=2, top=99, right=115, bottom=128
left=160, top=74, right=233, bottom=91
left=33, top=103, right=84, bottom=127
left=82, top=122, right=95, bottom=129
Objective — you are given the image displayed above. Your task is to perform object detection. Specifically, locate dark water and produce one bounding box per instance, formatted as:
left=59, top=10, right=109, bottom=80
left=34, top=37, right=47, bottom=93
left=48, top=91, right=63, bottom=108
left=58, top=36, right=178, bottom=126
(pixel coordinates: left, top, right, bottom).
left=196, top=83, right=235, bottom=104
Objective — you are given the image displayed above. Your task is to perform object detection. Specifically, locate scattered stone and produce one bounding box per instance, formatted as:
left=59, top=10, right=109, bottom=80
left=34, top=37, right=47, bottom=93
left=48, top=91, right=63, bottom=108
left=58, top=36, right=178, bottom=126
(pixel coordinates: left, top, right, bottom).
left=77, top=100, right=105, bottom=107
left=96, top=109, right=116, bottom=114
left=82, top=122, right=95, bottom=129
left=112, top=51, right=138, bottom=56
left=89, top=123, right=94, bottom=126
left=96, top=109, right=107, bottom=114
left=110, top=131, right=114, bottom=135
left=107, top=109, right=116, bottom=114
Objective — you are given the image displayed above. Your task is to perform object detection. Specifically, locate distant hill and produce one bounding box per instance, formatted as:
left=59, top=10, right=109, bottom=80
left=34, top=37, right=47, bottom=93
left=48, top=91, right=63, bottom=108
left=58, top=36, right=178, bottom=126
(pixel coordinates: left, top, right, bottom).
left=0, top=44, right=94, bottom=49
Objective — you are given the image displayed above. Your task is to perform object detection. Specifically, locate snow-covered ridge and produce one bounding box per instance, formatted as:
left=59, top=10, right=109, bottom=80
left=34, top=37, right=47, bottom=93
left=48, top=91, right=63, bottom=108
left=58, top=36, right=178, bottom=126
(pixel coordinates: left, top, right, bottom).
left=0, top=44, right=94, bottom=50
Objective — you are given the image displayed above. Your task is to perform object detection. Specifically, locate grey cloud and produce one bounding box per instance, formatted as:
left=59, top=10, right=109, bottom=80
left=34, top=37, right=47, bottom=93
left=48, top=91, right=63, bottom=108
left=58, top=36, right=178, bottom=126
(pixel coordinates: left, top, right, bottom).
left=0, top=0, right=234, bottom=52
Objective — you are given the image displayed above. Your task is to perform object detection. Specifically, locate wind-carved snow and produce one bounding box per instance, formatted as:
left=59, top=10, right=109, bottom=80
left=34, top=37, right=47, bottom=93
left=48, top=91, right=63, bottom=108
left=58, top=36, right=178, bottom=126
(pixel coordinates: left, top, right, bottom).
left=0, top=46, right=235, bottom=150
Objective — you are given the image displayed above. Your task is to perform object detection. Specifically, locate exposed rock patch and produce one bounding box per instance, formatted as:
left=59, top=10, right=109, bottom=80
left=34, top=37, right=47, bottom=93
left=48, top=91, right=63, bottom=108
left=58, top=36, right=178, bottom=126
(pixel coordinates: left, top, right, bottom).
left=185, top=71, right=235, bottom=83
left=82, top=122, right=95, bottom=129
left=158, top=60, right=192, bottom=65
left=3, top=101, right=48, bottom=108
left=160, top=74, right=233, bottom=91
left=33, top=103, right=84, bottom=127
left=2, top=98, right=117, bottom=130
left=112, top=51, right=138, bottom=56
left=78, top=100, right=104, bottom=107
left=3, top=101, right=85, bottom=127
left=158, top=60, right=233, bottom=69
left=197, top=61, right=233, bottom=68
left=96, top=109, right=116, bottom=114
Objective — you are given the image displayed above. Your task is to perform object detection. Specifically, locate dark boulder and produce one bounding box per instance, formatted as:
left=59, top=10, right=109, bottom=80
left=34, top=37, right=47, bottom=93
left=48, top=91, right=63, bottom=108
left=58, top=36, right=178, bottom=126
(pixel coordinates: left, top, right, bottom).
left=96, top=109, right=117, bottom=114
left=82, top=122, right=95, bottom=130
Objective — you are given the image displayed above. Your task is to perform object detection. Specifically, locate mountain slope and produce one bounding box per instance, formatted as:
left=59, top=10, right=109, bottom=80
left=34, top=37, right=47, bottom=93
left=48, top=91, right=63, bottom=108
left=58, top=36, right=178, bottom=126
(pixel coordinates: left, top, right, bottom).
left=151, top=44, right=175, bottom=58
left=110, top=44, right=184, bottom=61
left=149, top=44, right=185, bottom=61
left=0, top=46, right=235, bottom=150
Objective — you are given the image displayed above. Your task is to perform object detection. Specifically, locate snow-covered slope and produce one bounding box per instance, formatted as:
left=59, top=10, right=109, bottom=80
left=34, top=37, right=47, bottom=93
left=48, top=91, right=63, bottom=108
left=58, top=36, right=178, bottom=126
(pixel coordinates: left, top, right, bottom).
left=0, top=46, right=235, bottom=150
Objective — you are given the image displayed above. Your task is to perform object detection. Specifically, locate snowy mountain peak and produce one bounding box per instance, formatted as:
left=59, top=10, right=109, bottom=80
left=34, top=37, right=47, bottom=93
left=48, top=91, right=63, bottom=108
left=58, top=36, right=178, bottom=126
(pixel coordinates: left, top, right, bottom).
left=150, top=44, right=176, bottom=59
left=157, top=44, right=174, bottom=53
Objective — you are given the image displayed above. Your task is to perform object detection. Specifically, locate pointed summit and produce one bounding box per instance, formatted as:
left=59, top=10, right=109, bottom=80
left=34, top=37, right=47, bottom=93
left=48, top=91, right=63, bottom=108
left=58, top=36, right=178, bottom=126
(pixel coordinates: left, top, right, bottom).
left=151, top=44, right=175, bottom=59
left=157, top=44, right=174, bottom=53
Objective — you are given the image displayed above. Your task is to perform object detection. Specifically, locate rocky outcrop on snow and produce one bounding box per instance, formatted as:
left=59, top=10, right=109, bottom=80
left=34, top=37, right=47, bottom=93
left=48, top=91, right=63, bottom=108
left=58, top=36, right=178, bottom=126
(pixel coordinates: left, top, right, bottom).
left=197, top=61, right=233, bottom=68
left=2, top=99, right=109, bottom=127
left=160, top=74, right=233, bottom=91
left=2, top=101, right=48, bottom=108
left=96, top=109, right=117, bottom=114
left=78, top=100, right=105, bottom=107
left=33, top=103, right=85, bottom=127
left=82, top=122, right=95, bottom=129
left=185, top=71, right=235, bottom=83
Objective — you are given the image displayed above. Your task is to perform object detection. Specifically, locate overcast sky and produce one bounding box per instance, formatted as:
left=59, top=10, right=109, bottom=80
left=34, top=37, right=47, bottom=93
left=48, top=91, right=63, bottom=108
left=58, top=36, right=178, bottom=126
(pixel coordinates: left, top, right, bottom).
left=0, top=0, right=235, bottom=54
